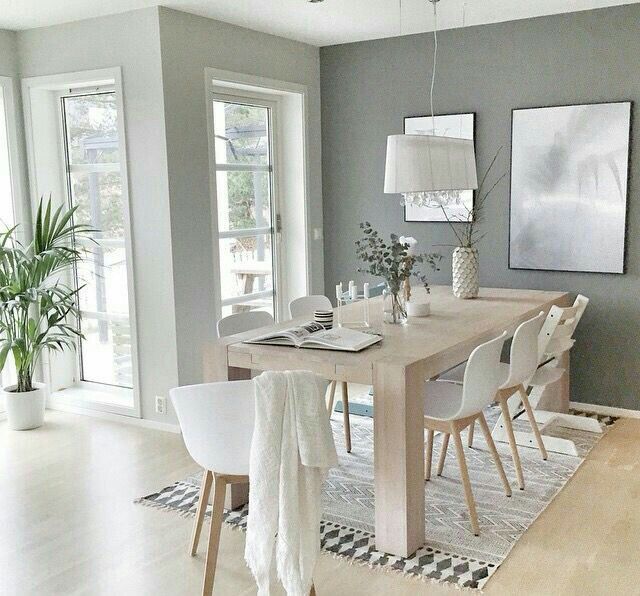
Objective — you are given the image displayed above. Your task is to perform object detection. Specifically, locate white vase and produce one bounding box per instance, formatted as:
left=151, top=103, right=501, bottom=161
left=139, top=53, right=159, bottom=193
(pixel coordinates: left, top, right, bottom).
left=452, top=247, right=479, bottom=299
left=4, top=382, right=47, bottom=430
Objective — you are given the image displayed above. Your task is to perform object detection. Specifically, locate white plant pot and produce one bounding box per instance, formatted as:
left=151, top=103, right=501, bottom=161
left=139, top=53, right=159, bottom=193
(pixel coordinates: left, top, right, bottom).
left=4, top=382, right=47, bottom=430
left=452, top=247, right=479, bottom=299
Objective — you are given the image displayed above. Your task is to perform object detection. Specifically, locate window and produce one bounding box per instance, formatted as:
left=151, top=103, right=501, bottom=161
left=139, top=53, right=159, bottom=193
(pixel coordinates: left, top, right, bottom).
left=24, top=69, right=138, bottom=415
left=211, top=96, right=279, bottom=319
left=60, top=91, right=133, bottom=389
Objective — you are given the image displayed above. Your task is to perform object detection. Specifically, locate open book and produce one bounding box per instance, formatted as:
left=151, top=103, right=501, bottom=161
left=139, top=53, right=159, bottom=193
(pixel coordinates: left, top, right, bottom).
left=243, top=321, right=382, bottom=352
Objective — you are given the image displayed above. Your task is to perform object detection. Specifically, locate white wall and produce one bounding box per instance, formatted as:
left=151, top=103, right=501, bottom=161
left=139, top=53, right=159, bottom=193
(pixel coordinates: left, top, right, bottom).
left=17, top=9, right=180, bottom=423
left=157, top=7, right=324, bottom=386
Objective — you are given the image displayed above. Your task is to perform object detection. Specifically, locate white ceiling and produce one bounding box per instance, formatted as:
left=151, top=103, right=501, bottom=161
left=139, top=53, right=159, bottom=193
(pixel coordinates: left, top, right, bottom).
left=1, top=0, right=639, bottom=46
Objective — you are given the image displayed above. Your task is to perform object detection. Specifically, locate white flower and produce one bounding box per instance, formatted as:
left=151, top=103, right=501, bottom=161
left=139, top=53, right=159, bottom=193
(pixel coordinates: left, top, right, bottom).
left=399, top=236, right=418, bottom=256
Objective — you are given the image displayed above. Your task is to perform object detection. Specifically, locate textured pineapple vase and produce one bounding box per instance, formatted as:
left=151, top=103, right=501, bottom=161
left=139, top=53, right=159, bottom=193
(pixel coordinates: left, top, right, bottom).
left=452, top=247, right=479, bottom=299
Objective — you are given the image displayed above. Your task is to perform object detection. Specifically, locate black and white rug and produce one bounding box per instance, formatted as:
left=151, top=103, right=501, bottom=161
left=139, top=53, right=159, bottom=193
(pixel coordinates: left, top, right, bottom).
left=137, top=406, right=616, bottom=591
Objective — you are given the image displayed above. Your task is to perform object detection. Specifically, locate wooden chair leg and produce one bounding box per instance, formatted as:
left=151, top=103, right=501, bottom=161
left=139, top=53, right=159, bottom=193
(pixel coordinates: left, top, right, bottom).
left=202, top=474, right=227, bottom=596
left=326, top=380, right=337, bottom=416
left=467, top=420, right=475, bottom=447
left=191, top=470, right=213, bottom=556
left=425, top=429, right=434, bottom=480
left=451, top=426, right=480, bottom=536
left=519, top=385, right=548, bottom=461
left=498, top=398, right=525, bottom=490
left=477, top=413, right=512, bottom=497
left=341, top=381, right=352, bottom=453
left=437, top=433, right=450, bottom=476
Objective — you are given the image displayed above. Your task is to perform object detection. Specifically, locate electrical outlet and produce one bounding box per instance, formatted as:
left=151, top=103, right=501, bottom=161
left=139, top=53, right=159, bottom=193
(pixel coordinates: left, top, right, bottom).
left=313, top=227, right=323, bottom=241
left=155, top=395, right=166, bottom=415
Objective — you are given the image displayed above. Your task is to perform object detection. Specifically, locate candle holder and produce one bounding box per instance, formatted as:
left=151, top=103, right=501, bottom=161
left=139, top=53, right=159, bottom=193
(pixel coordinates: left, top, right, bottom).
left=335, top=280, right=376, bottom=329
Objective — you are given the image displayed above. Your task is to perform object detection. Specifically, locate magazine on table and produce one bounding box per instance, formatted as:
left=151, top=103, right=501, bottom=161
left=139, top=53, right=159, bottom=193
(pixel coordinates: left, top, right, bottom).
left=243, top=321, right=382, bottom=352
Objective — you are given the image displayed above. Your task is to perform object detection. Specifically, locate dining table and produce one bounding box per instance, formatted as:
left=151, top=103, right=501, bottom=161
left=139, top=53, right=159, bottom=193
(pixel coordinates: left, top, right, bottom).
left=203, top=285, right=571, bottom=558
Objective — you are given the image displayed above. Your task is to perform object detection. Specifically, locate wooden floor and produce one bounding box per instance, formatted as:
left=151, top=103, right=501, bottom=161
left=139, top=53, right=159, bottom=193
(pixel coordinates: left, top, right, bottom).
left=1, top=410, right=639, bottom=595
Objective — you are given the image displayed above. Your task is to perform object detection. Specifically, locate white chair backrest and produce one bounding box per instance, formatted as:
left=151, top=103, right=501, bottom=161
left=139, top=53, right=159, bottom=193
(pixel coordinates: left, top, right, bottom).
left=288, top=295, right=332, bottom=319
left=217, top=311, right=274, bottom=338
left=538, top=294, right=589, bottom=360
left=171, top=380, right=255, bottom=475
left=503, top=312, right=546, bottom=388
left=457, top=331, right=507, bottom=419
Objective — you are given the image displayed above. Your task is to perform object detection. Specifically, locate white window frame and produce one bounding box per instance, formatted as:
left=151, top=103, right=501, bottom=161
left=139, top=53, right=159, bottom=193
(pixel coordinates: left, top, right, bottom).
left=210, top=89, right=283, bottom=320
left=0, top=76, right=25, bottom=412
left=205, top=68, right=312, bottom=322
left=21, top=68, right=141, bottom=418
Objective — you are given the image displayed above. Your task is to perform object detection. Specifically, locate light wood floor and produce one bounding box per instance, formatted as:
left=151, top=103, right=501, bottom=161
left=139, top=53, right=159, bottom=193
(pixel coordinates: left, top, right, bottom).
left=1, top=410, right=639, bottom=595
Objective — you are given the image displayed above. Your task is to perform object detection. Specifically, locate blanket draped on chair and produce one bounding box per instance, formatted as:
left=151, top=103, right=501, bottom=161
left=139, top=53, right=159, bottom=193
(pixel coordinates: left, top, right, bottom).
left=245, top=370, right=338, bottom=596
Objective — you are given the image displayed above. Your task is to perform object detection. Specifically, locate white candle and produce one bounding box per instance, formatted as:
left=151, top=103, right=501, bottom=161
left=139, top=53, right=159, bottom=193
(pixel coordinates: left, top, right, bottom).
left=336, top=283, right=342, bottom=300
left=363, top=282, right=370, bottom=299
left=350, top=284, right=357, bottom=300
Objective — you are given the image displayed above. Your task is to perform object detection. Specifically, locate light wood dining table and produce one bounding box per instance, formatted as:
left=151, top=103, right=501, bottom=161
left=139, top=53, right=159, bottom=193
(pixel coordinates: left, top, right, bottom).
left=203, top=285, right=570, bottom=558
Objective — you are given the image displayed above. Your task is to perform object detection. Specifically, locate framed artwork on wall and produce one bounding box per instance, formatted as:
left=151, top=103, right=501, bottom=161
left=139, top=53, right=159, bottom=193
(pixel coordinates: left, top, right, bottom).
left=509, top=101, right=631, bottom=274
left=403, top=112, right=475, bottom=223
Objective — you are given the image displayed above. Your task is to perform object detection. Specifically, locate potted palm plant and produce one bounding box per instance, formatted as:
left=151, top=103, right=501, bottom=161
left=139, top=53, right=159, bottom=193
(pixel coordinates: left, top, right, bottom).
left=0, top=198, right=94, bottom=430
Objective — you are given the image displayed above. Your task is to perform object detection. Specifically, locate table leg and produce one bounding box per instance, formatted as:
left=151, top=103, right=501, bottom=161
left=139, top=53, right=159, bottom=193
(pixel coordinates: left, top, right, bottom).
left=373, top=361, right=425, bottom=558
left=203, top=343, right=251, bottom=509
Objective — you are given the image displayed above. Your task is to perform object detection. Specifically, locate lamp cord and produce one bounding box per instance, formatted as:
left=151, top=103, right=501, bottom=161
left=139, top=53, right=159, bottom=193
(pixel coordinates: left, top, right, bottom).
left=429, top=0, right=438, bottom=135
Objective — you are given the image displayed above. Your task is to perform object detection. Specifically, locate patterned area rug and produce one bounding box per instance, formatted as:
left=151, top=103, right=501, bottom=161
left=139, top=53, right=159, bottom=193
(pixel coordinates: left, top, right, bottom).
left=137, top=406, right=615, bottom=591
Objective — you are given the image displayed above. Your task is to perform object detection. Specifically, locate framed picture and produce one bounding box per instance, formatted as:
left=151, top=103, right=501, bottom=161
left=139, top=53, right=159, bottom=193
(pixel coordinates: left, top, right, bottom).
left=403, top=112, right=476, bottom=222
left=509, top=101, right=631, bottom=274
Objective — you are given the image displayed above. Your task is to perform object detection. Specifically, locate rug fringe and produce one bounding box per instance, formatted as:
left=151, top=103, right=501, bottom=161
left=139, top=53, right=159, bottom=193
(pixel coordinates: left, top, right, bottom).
left=319, top=548, right=481, bottom=594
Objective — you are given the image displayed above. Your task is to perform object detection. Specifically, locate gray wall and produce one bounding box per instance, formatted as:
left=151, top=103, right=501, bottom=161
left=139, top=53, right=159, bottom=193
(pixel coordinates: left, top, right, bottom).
left=320, top=4, right=640, bottom=410
left=0, top=29, right=18, bottom=76
left=157, top=7, right=324, bottom=386
left=17, top=9, right=181, bottom=423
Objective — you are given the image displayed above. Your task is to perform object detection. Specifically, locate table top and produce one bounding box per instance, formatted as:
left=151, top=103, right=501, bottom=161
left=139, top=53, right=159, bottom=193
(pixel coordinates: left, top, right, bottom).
left=213, top=286, right=570, bottom=384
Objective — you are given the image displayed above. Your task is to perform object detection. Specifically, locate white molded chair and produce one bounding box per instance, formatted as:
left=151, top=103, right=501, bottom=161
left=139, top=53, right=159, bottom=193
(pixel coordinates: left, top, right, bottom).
left=217, top=310, right=274, bottom=338
left=424, top=331, right=510, bottom=536
left=171, top=381, right=254, bottom=595
left=172, top=381, right=317, bottom=596
left=289, top=294, right=333, bottom=319
left=288, top=295, right=352, bottom=453
left=479, top=312, right=548, bottom=490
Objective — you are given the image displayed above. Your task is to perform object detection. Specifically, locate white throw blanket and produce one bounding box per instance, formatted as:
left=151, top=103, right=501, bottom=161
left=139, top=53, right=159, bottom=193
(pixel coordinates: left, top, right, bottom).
left=245, top=370, right=338, bottom=596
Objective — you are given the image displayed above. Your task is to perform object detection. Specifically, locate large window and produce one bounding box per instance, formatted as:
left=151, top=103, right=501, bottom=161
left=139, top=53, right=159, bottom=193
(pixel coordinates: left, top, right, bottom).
left=60, top=91, right=133, bottom=389
left=212, top=96, right=279, bottom=319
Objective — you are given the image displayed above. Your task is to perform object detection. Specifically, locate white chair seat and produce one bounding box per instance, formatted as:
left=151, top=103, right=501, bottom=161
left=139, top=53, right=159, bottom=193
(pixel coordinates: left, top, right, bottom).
left=530, top=365, right=565, bottom=387
left=544, top=337, right=575, bottom=358
left=424, top=381, right=465, bottom=420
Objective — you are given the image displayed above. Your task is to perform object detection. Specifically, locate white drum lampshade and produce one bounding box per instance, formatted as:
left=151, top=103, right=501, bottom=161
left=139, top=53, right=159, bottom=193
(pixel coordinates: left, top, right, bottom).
left=384, top=134, right=478, bottom=194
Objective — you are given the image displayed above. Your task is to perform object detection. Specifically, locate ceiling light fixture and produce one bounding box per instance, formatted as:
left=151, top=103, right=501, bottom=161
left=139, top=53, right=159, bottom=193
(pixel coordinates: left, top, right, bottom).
left=384, top=0, right=478, bottom=209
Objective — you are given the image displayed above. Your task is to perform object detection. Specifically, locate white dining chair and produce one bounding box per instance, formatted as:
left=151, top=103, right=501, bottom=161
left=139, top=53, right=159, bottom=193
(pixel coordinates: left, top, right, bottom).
left=288, top=295, right=352, bottom=453
left=217, top=310, right=274, bottom=338
left=172, top=381, right=317, bottom=596
left=424, top=331, right=511, bottom=536
left=476, top=312, right=549, bottom=490
left=171, top=381, right=254, bottom=595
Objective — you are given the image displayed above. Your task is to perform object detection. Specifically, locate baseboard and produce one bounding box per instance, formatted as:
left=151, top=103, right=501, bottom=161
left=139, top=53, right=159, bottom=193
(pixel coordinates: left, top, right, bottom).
left=46, top=401, right=182, bottom=433
left=570, top=401, right=640, bottom=420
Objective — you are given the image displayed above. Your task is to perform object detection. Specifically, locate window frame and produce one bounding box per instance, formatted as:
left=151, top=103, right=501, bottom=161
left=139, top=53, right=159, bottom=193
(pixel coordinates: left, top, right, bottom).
left=21, top=68, right=141, bottom=418
left=209, top=88, right=284, bottom=321
left=0, top=76, right=24, bottom=411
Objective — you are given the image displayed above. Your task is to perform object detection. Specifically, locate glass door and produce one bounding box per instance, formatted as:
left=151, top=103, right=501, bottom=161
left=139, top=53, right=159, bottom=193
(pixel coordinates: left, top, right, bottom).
left=211, top=96, right=279, bottom=319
